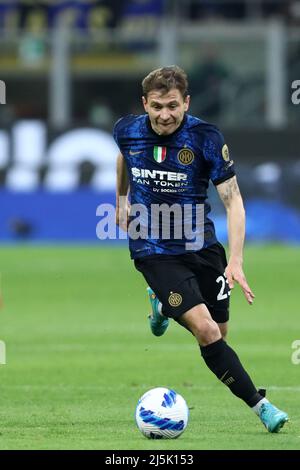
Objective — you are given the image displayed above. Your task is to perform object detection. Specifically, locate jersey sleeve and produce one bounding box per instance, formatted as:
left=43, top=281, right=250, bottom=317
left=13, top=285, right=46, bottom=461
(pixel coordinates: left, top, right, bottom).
left=202, top=127, right=235, bottom=185
left=113, top=117, right=124, bottom=148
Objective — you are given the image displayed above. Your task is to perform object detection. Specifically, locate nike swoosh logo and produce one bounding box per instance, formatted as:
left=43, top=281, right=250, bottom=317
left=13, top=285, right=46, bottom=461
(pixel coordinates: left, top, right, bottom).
left=129, top=150, right=143, bottom=155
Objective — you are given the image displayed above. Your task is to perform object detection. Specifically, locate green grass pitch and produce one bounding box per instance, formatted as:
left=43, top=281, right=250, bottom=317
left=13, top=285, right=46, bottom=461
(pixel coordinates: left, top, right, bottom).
left=0, top=244, right=299, bottom=450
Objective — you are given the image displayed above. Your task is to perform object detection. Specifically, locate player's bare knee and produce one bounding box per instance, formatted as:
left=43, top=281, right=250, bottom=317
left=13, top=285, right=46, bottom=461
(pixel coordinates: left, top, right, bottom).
left=180, top=304, right=221, bottom=345
left=194, top=318, right=221, bottom=346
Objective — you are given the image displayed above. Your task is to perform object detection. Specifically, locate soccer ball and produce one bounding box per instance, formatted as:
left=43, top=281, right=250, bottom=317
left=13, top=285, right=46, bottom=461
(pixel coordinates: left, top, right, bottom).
left=135, top=387, right=189, bottom=439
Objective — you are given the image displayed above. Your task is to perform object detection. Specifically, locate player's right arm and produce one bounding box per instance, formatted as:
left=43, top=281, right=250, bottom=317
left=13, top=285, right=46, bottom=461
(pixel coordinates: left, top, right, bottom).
left=116, top=152, right=130, bottom=232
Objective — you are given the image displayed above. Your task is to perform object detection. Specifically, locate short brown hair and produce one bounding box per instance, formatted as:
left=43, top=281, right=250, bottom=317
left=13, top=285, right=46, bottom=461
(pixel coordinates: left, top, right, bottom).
left=142, top=65, right=189, bottom=99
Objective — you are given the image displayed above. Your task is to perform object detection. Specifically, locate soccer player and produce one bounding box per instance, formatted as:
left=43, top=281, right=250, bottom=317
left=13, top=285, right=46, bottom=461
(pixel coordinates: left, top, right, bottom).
left=113, top=66, right=288, bottom=433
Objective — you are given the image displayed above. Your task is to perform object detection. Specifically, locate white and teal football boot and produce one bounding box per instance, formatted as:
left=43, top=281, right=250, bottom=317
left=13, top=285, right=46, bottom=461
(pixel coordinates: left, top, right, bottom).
left=147, top=287, right=169, bottom=337
left=259, top=402, right=288, bottom=433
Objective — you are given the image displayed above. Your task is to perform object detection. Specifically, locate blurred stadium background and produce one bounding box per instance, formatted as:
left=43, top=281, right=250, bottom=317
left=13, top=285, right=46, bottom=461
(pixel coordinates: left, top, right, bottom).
left=0, top=0, right=300, bottom=450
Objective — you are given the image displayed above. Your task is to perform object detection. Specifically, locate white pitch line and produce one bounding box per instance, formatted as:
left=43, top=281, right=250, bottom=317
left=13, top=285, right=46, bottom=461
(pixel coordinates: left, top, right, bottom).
left=267, top=386, right=300, bottom=392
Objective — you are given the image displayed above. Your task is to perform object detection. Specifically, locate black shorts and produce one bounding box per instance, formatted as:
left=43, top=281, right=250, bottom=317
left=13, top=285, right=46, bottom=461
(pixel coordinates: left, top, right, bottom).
left=134, top=242, right=230, bottom=323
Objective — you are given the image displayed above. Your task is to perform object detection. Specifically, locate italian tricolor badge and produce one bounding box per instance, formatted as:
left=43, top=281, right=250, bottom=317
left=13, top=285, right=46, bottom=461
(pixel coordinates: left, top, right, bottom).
left=153, top=146, right=167, bottom=163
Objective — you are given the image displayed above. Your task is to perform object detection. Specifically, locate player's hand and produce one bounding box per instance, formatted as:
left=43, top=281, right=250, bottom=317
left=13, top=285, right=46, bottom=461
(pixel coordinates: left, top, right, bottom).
left=116, top=199, right=130, bottom=232
left=225, top=261, right=255, bottom=305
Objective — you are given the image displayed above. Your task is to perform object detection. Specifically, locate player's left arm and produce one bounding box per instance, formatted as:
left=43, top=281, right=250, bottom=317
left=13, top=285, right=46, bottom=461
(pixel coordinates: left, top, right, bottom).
left=216, top=176, right=255, bottom=305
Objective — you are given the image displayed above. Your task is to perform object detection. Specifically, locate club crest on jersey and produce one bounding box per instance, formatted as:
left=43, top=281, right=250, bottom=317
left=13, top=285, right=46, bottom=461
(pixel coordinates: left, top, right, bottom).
left=177, top=148, right=194, bottom=165
left=153, top=146, right=167, bottom=163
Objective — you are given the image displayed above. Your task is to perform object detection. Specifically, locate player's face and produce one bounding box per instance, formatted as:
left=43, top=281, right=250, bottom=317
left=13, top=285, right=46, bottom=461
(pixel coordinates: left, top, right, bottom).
left=142, top=89, right=190, bottom=136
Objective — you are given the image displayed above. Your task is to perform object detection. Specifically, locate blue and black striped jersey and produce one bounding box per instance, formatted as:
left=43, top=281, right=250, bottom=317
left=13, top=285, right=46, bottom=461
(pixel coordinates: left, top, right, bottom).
left=114, top=113, right=235, bottom=259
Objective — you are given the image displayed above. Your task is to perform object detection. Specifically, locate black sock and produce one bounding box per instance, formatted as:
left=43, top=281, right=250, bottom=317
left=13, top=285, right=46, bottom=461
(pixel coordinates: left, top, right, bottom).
left=200, top=338, right=263, bottom=407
